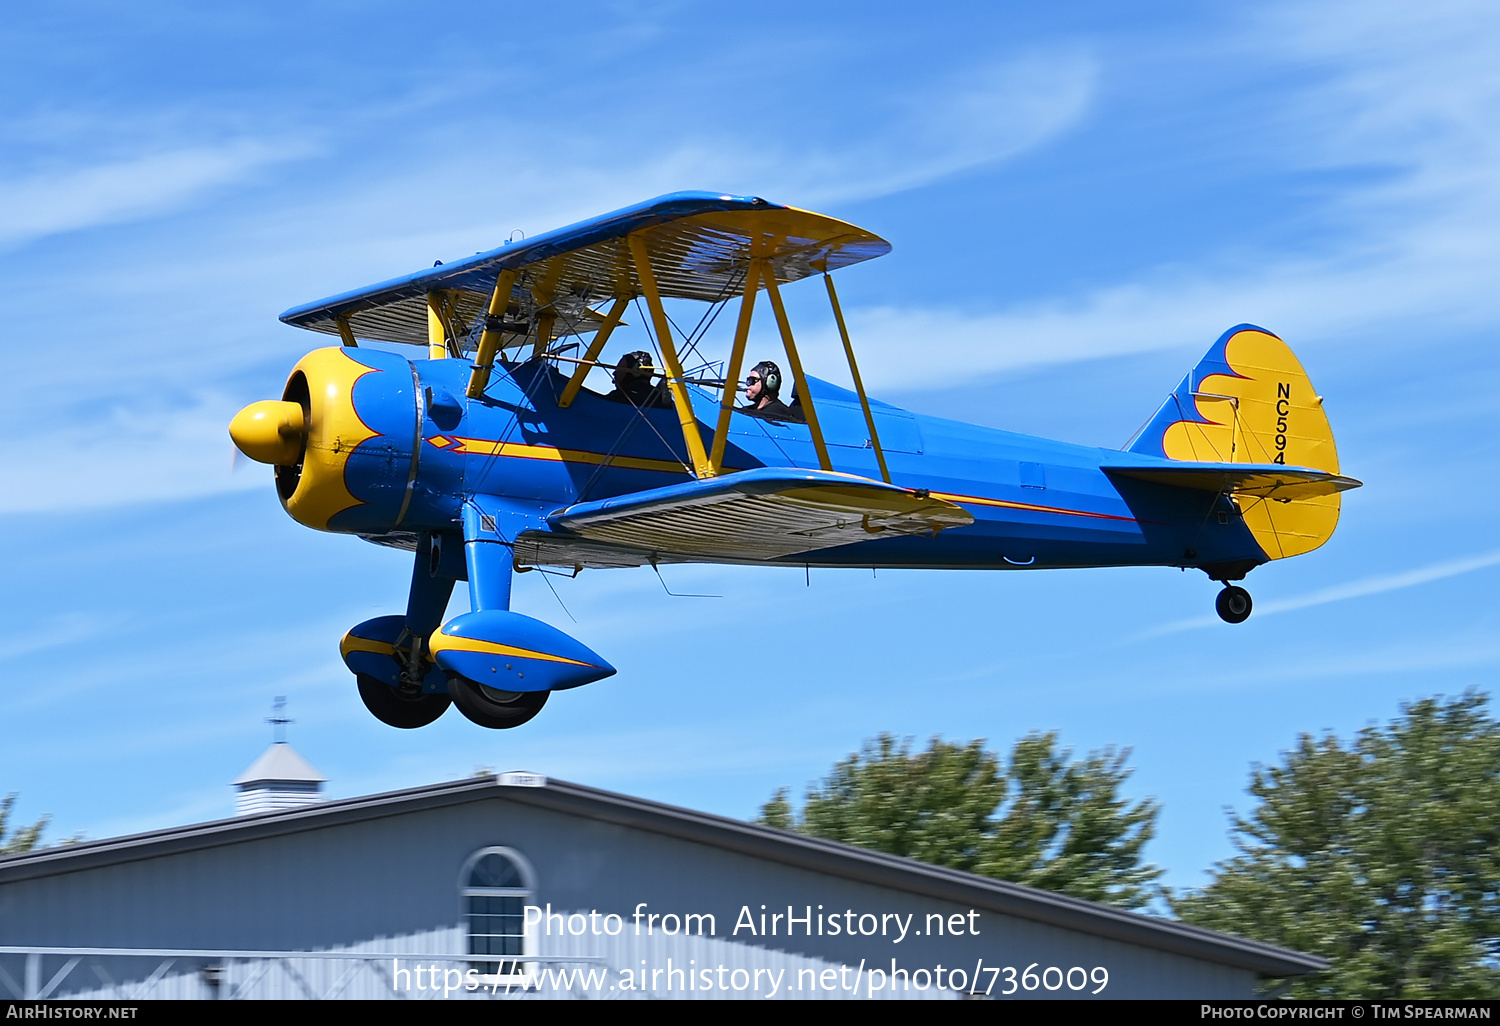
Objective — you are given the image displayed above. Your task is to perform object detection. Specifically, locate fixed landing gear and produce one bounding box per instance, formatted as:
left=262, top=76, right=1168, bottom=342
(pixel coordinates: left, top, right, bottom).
left=1215, top=585, right=1253, bottom=624
left=357, top=674, right=451, bottom=728
left=448, top=674, right=550, bottom=729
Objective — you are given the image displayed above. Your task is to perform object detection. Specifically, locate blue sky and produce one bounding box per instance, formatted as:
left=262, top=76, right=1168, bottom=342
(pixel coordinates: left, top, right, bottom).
left=3, top=1, right=1498, bottom=896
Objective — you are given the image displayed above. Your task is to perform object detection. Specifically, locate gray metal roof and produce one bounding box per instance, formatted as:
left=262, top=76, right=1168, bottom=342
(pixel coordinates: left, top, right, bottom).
left=0, top=773, right=1324, bottom=978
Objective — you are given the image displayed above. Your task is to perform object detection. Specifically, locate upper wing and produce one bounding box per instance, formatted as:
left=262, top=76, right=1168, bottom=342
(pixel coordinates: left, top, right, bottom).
left=518, top=468, right=972, bottom=566
left=278, top=192, right=891, bottom=348
left=1102, top=462, right=1363, bottom=501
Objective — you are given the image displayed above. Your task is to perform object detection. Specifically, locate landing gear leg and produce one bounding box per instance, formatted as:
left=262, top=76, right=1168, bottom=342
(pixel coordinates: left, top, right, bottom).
left=407, top=532, right=458, bottom=636
left=394, top=531, right=458, bottom=689
left=352, top=533, right=461, bottom=729
left=1215, top=585, right=1253, bottom=624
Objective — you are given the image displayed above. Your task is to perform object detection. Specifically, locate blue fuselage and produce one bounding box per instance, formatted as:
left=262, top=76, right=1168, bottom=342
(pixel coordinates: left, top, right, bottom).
left=324, top=347, right=1266, bottom=574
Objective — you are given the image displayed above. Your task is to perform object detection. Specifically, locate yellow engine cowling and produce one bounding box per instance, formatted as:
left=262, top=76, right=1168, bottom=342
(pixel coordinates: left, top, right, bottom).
left=230, top=347, right=399, bottom=532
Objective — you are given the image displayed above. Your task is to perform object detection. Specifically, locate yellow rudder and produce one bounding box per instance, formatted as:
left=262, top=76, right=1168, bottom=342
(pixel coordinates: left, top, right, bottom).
left=1135, top=325, right=1343, bottom=560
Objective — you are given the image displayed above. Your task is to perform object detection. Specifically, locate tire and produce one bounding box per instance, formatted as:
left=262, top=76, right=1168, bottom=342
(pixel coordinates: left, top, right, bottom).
left=357, top=673, right=451, bottom=728
left=448, top=674, right=549, bottom=729
left=1215, top=585, right=1253, bottom=624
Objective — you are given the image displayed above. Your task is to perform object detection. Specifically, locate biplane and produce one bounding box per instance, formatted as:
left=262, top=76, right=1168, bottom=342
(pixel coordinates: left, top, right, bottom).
left=230, top=192, right=1360, bottom=729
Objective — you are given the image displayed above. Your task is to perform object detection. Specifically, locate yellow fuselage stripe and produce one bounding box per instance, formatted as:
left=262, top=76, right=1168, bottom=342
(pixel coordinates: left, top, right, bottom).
left=429, top=434, right=688, bottom=475
left=427, top=436, right=1134, bottom=524
left=928, top=490, right=1137, bottom=523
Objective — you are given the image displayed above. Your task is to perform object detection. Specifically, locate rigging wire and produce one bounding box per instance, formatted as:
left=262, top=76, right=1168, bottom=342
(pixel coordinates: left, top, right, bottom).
left=651, top=561, right=721, bottom=599
left=538, top=568, right=576, bottom=622
left=573, top=298, right=694, bottom=502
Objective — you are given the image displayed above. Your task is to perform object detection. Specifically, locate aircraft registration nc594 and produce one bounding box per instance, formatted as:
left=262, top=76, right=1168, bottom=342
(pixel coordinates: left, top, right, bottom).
left=230, top=193, right=1361, bottom=730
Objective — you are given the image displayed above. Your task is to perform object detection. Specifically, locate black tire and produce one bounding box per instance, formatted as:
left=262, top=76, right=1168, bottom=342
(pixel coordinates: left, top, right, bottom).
left=448, top=674, right=549, bottom=729
left=1216, top=585, right=1253, bottom=624
left=357, top=673, right=451, bottom=728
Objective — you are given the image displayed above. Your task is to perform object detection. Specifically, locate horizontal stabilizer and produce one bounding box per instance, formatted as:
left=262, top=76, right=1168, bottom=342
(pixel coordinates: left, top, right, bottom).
left=1103, top=462, right=1362, bottom=501
left=542, top=468, right=973, bottom=562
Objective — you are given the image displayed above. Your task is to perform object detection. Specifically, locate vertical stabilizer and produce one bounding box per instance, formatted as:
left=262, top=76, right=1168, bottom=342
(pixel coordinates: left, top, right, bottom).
left=1128, top=324, right=1343, bottom=559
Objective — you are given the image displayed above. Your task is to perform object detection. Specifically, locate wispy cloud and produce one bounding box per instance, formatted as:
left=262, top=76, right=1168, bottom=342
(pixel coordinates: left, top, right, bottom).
left=0, top=393, right=261, bottom=513
left=229, top=45, right=1098, bottom=264
left=0, top=42, right=1099, bottom=515
left=820, top=243, right=1500, bottom=392
left=0, top=139, right=307, bottom=249
left=10, top=5, right=1496, bottom=511
left=12, top=612, right=126, bottom=660
left=803, top=0, right=1500, bottom=389
left=781, top=49, right=1098, bottom=205
left=1142, top=548, right=1500, bottom=636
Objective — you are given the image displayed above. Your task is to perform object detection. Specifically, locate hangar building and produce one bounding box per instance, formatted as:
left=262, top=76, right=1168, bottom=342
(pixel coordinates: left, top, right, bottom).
left=0, top=747, right=1321, bottom=1001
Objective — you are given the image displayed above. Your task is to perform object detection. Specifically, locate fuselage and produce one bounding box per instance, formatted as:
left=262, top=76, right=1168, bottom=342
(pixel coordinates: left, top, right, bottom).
left=281, top=345, right=1266, bottom=576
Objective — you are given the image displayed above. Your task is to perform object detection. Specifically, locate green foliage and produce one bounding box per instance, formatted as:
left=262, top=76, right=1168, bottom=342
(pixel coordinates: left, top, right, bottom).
left=758, top=733, right=1161, bottom=908
left=760, top=788, right=794, bottom=830
left=1174, top=691, right=1500, bottom=999
left=0, top=793, right=48, bottom=855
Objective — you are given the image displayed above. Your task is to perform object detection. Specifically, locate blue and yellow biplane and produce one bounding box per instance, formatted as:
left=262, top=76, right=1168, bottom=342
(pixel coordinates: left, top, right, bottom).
left=230, top=193, right=1361, bottom=729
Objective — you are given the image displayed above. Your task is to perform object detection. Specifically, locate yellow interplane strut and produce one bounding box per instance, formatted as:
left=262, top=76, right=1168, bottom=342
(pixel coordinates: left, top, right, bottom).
left=425, top=291, right=467, bottom=359
left=466, top=268, right=519, bottom=399
left=557, top=296, right=631, bottom=409
left=709, top=251, right=765, bottom=475
left=822, top=271, right=889, bottom=484
left=627, top=234, right=714, bottom=479
left=761, top=261, right=832, bottom=472
left=530, top=260, right=567, bottom=360
left=426, top=293, right=448, bottom=360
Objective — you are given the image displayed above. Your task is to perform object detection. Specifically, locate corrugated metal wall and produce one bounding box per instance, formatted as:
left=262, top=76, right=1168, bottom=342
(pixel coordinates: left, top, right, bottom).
left=0, top=794, right=1258, bottom=1000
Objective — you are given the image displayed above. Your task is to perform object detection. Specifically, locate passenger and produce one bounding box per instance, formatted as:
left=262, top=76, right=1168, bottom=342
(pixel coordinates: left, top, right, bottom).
left=604, top=351, right=668, bottom=408
left=739, top=360, right=797, bottom=422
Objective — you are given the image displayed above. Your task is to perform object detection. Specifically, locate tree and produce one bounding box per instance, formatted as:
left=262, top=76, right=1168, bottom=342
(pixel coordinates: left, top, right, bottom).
left=758, top=732, right=1162, bottom=908
left=1173, top=691, right=1500, bottom=999
left=0, top=793, right=48, bottom=855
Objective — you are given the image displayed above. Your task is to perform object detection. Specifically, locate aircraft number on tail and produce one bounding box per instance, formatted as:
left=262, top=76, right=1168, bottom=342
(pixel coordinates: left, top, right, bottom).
left=1274, top=381, right=1290, bottom=464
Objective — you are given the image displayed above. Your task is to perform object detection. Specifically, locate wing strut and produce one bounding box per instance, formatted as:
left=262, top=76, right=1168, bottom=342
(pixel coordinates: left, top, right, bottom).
left=761, top=261, right=833, bottom=472
left=466, top=268, right=519, bottom=398
left=556, top=295, right=631, bottom=408
left=425, top=293, right=449, bottom=360
left=628, top=233, right=715, bottom=478
left=529, top=260, right=567, bottom=360
left=822, top=271, right=890, bottom=484
left=709, top=247, right=767, bottom=474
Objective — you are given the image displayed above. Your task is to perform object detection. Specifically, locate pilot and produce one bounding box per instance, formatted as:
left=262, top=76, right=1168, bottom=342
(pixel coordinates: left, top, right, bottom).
left=604, top=351, right=668, bottom=408
left=740, top=360, right=797, bottom=421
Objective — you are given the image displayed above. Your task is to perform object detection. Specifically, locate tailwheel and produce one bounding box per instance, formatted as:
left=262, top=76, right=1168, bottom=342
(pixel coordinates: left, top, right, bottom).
left=357, top=673, right=451, bottom=728
left=1215, top=585, right=1253, bottom=624
left=448, top=674, right=549, bottom=729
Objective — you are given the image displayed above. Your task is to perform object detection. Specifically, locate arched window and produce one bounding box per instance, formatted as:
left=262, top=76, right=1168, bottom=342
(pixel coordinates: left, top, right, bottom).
left=459, top=847, right=534, bottom=977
